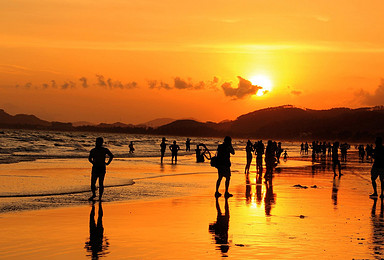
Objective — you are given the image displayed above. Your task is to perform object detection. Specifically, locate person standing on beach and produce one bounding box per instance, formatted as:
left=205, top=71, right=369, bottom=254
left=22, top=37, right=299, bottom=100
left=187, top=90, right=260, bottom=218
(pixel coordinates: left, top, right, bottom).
left=244, top=140, right=254, bottom=174
left=215, top=136, right=235, bottom=198
left=88, top=137, right=114, bottom=201
left=169, top=141, right=180, bottom=164
left=160, top=137, right=167, bottom=164
left=332, top=141, right=341, bottom=177
left=186, top=138, right=191, bottom=152
left=370, top=137, right=384, bottom=198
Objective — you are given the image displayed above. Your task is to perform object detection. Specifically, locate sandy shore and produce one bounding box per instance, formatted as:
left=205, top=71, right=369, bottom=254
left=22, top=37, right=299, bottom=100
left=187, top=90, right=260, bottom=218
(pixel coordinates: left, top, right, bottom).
left=0, top=155, right=382, bottom=259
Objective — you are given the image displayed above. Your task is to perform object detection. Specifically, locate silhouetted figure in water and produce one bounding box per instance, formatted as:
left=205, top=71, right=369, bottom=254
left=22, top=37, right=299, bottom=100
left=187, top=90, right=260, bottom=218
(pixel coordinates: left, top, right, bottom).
left=244, top=140, right=254, bottom=174
left=169, top=141, right=180, bottom=164
left=371, top=198, right=384, bottom=258
left=254, top=140, right=264, bottom=175
left=276, top=142, right=283, bottom=164
left=195, top=143, right=211, bottom=163
left=283, top=150, right=288, bottom=161
left=88, top=137, right=114, bottom=201
left=264, top=140, right=276, bottom=181
left=128, top=141, right=135, bottom=153
left=300, top=142, right=304, bottom=155
left=160, top=137, right=167, bottom=164
left=358, top=144, right=365, bottom=162
left=340, top=143, right=350, bottom=162
left=85, top=202, right=109, bottom=259
left=186, top=138, right=191, bottom=152
left=370, top=137, right=384, bottom=198
left=305, top=142, right=309, bottom=155
left=367, top=144, right=374, bottom=162
left=332, top=141, right=341, bottom=177
left=215, top=136, right=235, bottom=198
left=209, top=197, right=230, bottom=255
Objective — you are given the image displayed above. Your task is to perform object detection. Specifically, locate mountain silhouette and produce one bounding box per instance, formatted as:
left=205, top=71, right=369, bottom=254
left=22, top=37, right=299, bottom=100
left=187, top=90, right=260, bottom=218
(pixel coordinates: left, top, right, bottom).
left=1, top=105, right=384, bottom=141
left=0, top=109, right=50, bottom=126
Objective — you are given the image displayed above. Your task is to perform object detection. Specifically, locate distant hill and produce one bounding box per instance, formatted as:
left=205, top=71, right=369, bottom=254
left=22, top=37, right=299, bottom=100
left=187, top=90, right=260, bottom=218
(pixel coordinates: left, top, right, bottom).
left=1, top=105, right=384, bottom=141
left=0, top=109, right=50, bottom=126
left=72, top=121, right=96, bottom=127
left=138, top=118, right=176, bottom=128
left=155, top=119, right=220, bottom=137
left=215, top=105, right=384, bottom=140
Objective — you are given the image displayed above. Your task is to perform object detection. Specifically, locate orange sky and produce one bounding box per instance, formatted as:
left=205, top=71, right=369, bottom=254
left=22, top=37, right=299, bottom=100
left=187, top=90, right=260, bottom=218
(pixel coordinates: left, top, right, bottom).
left=1, top=0, right=384, bottom=124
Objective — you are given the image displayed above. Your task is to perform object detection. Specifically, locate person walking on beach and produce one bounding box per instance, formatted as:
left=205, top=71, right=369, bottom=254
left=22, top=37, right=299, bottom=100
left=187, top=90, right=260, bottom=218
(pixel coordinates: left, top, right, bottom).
left=332, top=141, right=341, bottom=177
left=129, top=141, right=135, bottom=153
left=160, top=137, right=167, bottom=164
left=215, top=136, right=235, bottom=198
left=88, top=137, right=114, bottom=201
left=370, top=137, right=384, bottom=198
left=169, top=140, right=180, bottom=164
left=244, top=140, right=254, bottom=174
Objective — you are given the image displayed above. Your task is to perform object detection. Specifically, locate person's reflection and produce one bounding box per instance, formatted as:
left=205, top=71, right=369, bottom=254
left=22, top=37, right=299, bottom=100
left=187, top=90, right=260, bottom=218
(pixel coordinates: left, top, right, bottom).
left=332, top=174, right=341, bottom=207
left=245, top=173, right=252, bottom=204
left=209, top=197, right=230, bottom=255
left=256, top=173, right=263, bottom=206
left=264, top=179, right=276, bottom=216
left=85, top=201, right=109, bottom=259
left=371, top=198, right=384, bottom=258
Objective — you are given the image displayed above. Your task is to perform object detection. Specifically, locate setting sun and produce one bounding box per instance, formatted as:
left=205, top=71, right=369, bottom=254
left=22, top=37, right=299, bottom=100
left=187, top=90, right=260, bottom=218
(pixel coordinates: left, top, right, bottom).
left=249, top=75, right=273, bottom=96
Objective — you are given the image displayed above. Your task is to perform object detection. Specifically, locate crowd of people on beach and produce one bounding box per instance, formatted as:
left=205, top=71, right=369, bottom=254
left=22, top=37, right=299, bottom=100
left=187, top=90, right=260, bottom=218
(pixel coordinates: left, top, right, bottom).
left=86, top=135, right=384, bottom=203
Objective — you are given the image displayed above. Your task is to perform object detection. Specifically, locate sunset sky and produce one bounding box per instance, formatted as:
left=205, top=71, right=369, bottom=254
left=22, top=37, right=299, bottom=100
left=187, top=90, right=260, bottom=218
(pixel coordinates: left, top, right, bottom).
left=1, top=0, right=384, bottom=124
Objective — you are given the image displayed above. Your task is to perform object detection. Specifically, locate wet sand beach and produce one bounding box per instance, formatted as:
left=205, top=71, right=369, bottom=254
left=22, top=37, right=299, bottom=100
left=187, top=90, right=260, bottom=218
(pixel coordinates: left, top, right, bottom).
left=0, top=150, right=382, bottom=259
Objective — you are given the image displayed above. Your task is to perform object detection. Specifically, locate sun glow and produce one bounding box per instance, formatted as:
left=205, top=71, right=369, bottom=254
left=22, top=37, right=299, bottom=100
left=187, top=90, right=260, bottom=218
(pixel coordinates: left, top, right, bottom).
left=249, top=75, right=273, bottom=96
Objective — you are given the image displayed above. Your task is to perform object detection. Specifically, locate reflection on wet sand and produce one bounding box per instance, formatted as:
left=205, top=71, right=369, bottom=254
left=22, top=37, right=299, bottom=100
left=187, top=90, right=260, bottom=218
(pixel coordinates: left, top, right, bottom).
left=85, top=201, right=109, bottom=259
left=209, top=197, right=230, bottom=256
left=244, top=172, right=276, bottom=216
left=332, top=175, right=341, bottom=207
left=371, top=198, right=384, bottom=259
left=264, top=179, right=276, bottom=217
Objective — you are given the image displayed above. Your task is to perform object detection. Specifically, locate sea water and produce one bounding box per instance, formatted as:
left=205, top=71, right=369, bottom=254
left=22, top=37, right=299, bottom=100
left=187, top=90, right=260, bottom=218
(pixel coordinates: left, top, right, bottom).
left=0, top=129, right=312, bottom=213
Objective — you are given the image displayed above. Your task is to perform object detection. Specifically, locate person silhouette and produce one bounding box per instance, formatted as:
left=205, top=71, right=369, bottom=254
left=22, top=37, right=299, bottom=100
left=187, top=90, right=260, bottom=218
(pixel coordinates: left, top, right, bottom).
left=209, top=197, right=230, bottom=255
left=370, top=137, right=384, bottom=198
left=215, top=136, right=235, bottom=198
left=88, top=137, right=114, bottom=201
left=160, top=137, right=167, bottom=164
left=84, top=201, right=109, bottom=259
left=244, top=140, right=254, bottom=174
left=255, top=140, right=264, bottom=175
left=169, top=141, right=180, bottom=164
left=332, top=141, right=341, bottom=177
left=283, top=150, right=288, bottom=161
left=264, top=140, right=276, bottom=181
left=186, top=138, right=191, bottom=152
left=128, top=141, right=135, bottom=154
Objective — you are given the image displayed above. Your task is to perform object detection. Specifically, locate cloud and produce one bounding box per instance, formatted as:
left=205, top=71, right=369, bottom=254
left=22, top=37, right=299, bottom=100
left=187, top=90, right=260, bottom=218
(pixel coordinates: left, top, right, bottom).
left=358, top=79, right=384, bottom=106
left=221, top=76, right=262, bottom=99
left=96, top=74, right=107, bottom=87
left=148, top=77, right=219, bottom=90
left=79, top=77, right=88, bottom=88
